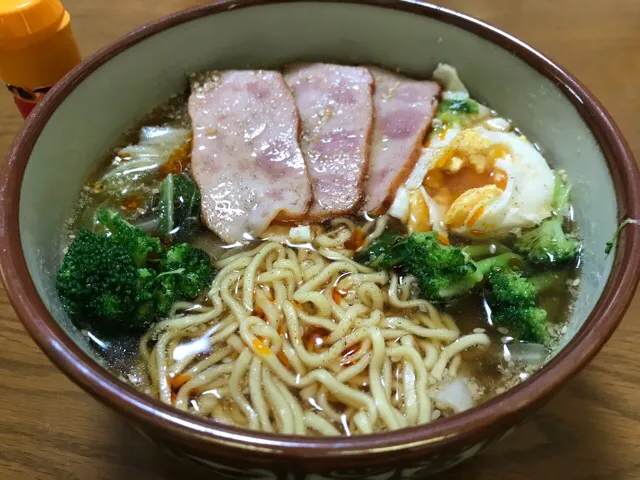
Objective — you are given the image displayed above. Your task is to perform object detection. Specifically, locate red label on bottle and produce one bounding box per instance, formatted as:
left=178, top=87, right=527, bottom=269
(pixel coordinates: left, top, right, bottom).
left=5, top=83, right=52, bottom=118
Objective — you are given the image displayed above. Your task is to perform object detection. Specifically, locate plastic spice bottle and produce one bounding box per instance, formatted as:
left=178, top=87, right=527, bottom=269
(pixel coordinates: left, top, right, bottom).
left=0, top=0, right=81, bottom=117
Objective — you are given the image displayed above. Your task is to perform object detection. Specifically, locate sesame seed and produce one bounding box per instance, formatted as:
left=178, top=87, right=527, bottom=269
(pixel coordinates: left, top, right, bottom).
left=561, top=325, right=568, bottom=334
left=497, top=327, right=508, bottom=335
left=473, top=328, right=486, bottom=333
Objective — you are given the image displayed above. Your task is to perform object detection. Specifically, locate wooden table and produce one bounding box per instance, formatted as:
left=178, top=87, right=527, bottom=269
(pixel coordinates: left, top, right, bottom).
left=1, top=1, right=639, bottom=478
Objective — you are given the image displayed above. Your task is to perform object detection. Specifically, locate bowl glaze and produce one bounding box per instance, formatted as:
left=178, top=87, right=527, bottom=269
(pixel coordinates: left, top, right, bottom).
left=1, top=1, right=639, bottom=478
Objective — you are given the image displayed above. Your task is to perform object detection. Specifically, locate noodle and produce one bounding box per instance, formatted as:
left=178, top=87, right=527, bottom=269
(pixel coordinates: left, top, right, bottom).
left=142, top=218, right=491, bottom=436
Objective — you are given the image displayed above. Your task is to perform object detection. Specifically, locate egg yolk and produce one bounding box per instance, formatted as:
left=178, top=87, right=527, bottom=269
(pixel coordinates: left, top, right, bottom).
left=423, top=129, right=510, bottom=209
left=424, top=166, right=508, bottom=207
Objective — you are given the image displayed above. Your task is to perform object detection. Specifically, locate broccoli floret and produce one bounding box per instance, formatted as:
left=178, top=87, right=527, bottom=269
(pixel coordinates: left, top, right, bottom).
left=514, top=173, right=581, bottom=266
left=358, top=231, right=522, bottom=302
left=492, top=305, right=548, bottom=345
left=485, top=267, right=566, bottom=344
left=56, top=231, right=155, bottom=332
left=148, top=272, right=181, bottom=320
left=57, top=211, right=216, bottom=334
left=161, top=243, right=215, bottom=299
left=514, top=219, right=581, bottom=265
left=487, top=266, right=538, bottom=306
left=144, top=244, right=215, bottom=319
left=96, top=209, right=162, bottom=267
left=355, top=232, right=408, bottom=270
left=403, top=232, right=522, bottom=301
left=132, top=268, right=160, bottom=323
left=403, top=232, right=481, bottom=300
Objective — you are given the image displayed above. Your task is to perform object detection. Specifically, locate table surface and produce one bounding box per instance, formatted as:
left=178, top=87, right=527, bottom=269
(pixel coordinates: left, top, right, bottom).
left=1, top=1, right=639, bottom=478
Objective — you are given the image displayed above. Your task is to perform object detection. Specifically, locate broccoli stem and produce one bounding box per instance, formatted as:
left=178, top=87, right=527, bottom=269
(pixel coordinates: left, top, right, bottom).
left=529, top=270, right=567, bottom=294
left=438, top=253, right=522, bottom=299
left=463, top=243, right=512, bottom=260
left=438, top=272, right=483, bottom=298
left=552, top=172, right=571, bottom=211
left=475, top=253, right=522, bottom=276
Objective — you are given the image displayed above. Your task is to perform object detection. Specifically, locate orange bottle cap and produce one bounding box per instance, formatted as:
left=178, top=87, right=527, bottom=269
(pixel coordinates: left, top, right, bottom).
left=0, top=0, right=67, bottom=44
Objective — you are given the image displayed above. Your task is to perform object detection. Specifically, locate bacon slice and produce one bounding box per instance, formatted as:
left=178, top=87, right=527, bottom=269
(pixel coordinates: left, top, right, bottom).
left=285, top=63, right=374, bottom=219
left=189, top=70, right=312, bottom=243
left=363, top=67, right=441, bottom=215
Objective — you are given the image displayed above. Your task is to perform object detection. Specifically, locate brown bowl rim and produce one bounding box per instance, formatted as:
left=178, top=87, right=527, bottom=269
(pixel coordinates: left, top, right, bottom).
left=1, top=0, right=639, bottom=460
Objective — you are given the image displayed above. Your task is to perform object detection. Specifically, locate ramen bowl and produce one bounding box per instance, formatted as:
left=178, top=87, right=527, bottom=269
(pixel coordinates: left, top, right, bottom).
left=1, top=0, right=639, bottom=478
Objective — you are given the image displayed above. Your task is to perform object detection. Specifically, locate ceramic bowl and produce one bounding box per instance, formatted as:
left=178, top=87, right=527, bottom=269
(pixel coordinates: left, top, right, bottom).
left=1, top=1, right=639, bottom=478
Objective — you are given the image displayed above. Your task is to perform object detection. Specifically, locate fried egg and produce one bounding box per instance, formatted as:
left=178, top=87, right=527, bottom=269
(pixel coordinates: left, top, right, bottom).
left=390, top=126, right=555, bottom=238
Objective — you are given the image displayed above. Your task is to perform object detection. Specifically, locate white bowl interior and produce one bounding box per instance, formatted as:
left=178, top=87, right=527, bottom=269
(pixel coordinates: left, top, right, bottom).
left=19, top=1, right=616, bottom=365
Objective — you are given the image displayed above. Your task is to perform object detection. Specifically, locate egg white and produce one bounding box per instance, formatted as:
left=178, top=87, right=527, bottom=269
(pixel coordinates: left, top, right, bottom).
left=389, top=126, right=555, bottom=238
left=387, top=126, right=461, bottom=226
left=451, top=128, right=555, bottom=237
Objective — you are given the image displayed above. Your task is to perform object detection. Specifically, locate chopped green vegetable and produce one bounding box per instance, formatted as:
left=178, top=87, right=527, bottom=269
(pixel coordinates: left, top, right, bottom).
left=605, top=218, right=639, bottom=255
left=159, top=173, right=175, bottom=236
left=354, top=231, right=408, bottom=270
left=432, top=98, right=481, bottom=132
left=159, top=172, right=202, bottom=241
left=439, top=99, right=480, bottom=115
